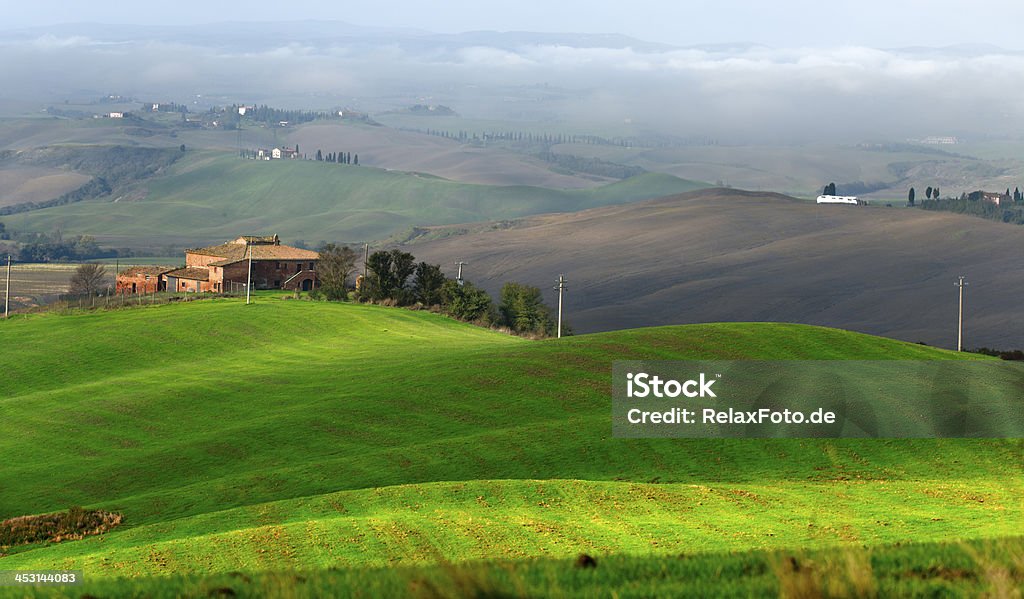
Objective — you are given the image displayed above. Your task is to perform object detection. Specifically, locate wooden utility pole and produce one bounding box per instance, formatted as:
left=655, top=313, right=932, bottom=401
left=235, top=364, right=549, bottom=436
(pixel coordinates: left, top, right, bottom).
left=4, top=255, right=10, bottom=319
left=246, top=241, right=253, bottom=305
left=455, top=261, right=467, bottom=286
left=956, top=276, right=968, bottom=351
left=363, top=243, right=369, bottom=277
left=555, top=274, right=567, bottom=339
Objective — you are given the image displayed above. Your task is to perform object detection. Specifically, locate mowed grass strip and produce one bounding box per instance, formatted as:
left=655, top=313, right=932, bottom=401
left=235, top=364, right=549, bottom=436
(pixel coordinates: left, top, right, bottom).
left=2, top=477, right=1021, bottom=578
left=8, top=535, right=1024, bottom=598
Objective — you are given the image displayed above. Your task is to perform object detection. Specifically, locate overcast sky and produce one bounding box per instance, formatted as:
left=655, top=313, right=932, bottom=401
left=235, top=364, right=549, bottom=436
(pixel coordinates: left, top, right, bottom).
left=5, top=0, right=1024, bottom=50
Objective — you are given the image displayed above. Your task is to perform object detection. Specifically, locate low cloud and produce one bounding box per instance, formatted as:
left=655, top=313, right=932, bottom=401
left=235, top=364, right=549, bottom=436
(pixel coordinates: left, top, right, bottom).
left=2, top=27, right=1023, bottom=142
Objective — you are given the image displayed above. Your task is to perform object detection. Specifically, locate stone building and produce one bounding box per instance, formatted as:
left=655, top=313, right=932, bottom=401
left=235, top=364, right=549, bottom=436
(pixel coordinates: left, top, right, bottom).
left=115, top=266, right=175, bottom=294
left=116, top=235, right=319, bottom=294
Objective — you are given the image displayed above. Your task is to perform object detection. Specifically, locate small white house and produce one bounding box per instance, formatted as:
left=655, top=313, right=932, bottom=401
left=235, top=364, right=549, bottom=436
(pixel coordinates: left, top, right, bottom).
left=816, top=194, right=860, bottom=205
left=109, top=112, right=124, bottom=119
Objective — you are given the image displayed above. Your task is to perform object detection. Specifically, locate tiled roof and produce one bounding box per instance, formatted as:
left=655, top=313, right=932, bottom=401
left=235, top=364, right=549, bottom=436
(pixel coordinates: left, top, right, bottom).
left=188, top=239, right=319, bottom=264
left=165, top=267, right=210, bottom=281
left=119, top=265, right=176, bottom=277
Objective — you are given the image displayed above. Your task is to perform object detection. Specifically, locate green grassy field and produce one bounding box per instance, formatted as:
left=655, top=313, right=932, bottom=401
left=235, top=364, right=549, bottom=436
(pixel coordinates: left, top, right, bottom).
left=13, top=536, right=1024, bottom=598
left=0, top=300, right=1021, bottom=596
left=2, top=151, right=706, bottom=249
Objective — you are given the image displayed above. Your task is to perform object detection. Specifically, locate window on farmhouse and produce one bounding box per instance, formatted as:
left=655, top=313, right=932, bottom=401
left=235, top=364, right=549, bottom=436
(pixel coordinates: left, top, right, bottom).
left=309, top=262, right=315, bottom=270
left=296, top=263, right=301, bottom=272
left=274, top=280, right=281, bottom=288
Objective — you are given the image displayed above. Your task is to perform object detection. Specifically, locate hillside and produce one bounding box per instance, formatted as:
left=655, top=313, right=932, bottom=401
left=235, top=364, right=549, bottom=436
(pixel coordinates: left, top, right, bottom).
left=287, top=123, right=610, bottom=188
left=1, top=300, right=1022, bottom=596
left=1, top=152, right=706, bottom=248
left=408, top=188, right=1024, bottom=348
left=0, top=165, right=90, bottom=208
left=547, top=141, right=1024, bottom=200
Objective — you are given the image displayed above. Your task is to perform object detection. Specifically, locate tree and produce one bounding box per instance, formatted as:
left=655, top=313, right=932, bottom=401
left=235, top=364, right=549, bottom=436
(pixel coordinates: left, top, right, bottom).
left=179, top=144, right=186, bottom=152
left=354, top=154, right=359, bottom=166
left=441, top=279, right=492, bottom=322
left=69, top=263, right=107, bottom=296
left=908, top=187, right=916, bottom=206
left=823, top=182, right=836, bottom=196
left=1015, top=187, right=1021, bottom=202
left=412, top=262, right=445, bottom=305
left=317, top=243, right=357, bottom=300
left=926, top=186, right=933, bottom=200
left=0, top=221, right=6, bottom=240
left=315, top=149, right=323, bottom=161
left=364, top=249, right=415, bottom=302
left=933, top=186, right=940, bottom=200
left=498, top=282, right=555, bottom=336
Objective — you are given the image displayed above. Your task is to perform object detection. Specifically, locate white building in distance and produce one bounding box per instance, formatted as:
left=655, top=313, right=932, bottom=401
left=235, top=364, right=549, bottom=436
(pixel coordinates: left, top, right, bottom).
left=816, top=194, right=861, bottom=205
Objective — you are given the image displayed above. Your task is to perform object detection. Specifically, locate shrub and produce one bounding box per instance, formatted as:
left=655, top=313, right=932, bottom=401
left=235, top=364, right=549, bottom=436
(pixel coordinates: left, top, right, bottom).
left=0, top=507, right=122, bottom=549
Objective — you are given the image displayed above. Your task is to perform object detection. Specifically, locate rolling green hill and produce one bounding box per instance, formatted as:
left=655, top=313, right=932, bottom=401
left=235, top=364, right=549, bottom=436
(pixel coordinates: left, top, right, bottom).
left=1, top=299, right=1022, bottom=596
left=2, top=151, right=706, bottom=249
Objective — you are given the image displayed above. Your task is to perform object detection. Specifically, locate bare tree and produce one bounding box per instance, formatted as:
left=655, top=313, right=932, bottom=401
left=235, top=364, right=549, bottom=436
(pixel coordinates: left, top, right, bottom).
left=316, top=244, right=357, bottom=300
left=69, top=263, right=107, bottom=295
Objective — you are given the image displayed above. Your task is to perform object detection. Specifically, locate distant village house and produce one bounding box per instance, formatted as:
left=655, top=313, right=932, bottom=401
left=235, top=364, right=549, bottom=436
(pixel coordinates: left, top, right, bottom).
left=272, top=147, right=299, bottom=159
left=254, top=147, right=299, bottom=160
left=970, top=191, right=1013, bottom=206
left=116, top=235, right=319, bottom=294
left=983, top=192, right=1011, bottom=206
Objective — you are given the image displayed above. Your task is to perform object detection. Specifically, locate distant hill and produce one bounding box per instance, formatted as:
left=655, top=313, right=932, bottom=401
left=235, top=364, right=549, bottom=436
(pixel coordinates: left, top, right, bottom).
left=548, top=142, right=1024, bottom=200
left=1, top=152, right=707, bottom=248
left=408, top=187, right=1024, bottom=348
left=286, top=122, right=607, bottom=188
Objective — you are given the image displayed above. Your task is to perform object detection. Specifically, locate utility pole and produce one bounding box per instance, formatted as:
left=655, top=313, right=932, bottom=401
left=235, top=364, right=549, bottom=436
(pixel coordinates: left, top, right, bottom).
left=363, top=243, right=369, bottom=277
left=555, top=274, right=567, bottom=339
left=4, top=255, right=10, bottom=319
left=956, top=275, right=968, bottom=352
left=245, top=241, right=253, bottom=305
left=455, top=261, right=467, bottom=286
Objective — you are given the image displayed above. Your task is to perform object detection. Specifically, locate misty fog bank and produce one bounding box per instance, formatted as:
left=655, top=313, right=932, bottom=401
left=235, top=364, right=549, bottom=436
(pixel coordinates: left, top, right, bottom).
left=2, top=22, right=1022, bottom=143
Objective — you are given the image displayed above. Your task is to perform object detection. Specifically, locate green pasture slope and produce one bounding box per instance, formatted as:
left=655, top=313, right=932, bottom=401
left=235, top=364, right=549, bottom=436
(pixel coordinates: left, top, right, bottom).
left=0, top=300, right=1022, bottom=597
left=3, top=152, right=706, bottom=248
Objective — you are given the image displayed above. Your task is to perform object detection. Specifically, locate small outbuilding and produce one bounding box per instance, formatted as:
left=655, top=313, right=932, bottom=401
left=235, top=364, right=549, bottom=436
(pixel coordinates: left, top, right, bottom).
left=115, top=266, right=175, bottom=294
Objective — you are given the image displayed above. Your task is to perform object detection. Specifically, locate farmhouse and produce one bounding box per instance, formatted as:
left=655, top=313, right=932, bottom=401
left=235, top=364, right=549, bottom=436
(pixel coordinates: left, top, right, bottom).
left=272, top=147, right=299, bottom=159
left=816, top=194, right=862, bottom=205
left=979, top=191, right=1011, bottom=206
left=116, top=235, right=319, bottom=294
left=115, top=266, right=175, bottom=294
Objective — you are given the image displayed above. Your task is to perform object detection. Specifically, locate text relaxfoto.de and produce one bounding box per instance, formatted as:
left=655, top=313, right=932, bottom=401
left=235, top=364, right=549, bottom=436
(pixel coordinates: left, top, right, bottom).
left=623, top=372, right=838, bottom=426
